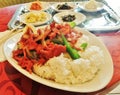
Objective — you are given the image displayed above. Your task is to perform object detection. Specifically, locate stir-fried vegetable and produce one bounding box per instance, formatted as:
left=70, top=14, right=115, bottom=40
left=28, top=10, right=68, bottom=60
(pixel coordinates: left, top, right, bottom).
left=80, top=43, right=88, bottom=51
left=61, top=34, right=80, bottom=59
left=68, top=21, right=76, bottom=28
left=13, top=22, right=84, bottom=73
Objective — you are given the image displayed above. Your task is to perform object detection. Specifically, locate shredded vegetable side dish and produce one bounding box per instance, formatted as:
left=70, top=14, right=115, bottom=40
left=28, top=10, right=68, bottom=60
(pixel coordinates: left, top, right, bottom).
left=57, top=3, right=73, bottom=10
left=19, top=11, right=52, bottom=26
left=30, top=1, right=42, bottom=10
left=25, top=12, right=47, bottom=23
left=12, top=22, right=104, bottom=84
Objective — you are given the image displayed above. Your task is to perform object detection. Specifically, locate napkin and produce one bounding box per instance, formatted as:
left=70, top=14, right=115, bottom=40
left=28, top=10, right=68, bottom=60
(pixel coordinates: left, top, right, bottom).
left=0, top=30, right=11, bottom=61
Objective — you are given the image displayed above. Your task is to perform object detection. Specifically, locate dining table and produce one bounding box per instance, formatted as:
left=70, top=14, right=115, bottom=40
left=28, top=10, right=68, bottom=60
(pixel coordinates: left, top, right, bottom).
left=0, top=2, right=120, bottom=95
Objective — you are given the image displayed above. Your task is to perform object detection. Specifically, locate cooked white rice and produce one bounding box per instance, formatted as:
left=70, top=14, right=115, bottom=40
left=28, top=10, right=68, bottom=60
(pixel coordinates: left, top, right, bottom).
left=33, top=47, right=104, bottom=84
left=33, top=34, right=104, bottom=84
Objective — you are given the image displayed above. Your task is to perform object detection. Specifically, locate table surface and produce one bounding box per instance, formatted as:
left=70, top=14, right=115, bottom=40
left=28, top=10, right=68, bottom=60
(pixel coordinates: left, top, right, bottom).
left=0, top=2, right=120, bottom=95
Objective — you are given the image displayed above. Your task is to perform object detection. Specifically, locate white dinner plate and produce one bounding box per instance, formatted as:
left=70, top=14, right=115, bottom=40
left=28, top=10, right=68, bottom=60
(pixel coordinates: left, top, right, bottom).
left=78, top=1, right=104, bottom=12
left=51, top=2, right=76, bottom=12
left=53, top=11, right=86, bottom=25
left=19, top=11, right=52, bottom=26
left=3, top=27, right=113, bottom=93
left=25, top=1, right=50, bottom=11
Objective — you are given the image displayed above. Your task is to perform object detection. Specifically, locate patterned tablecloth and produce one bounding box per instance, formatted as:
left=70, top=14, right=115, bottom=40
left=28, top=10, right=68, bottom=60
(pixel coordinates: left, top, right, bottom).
left=0, top=5, right=120, bottom=95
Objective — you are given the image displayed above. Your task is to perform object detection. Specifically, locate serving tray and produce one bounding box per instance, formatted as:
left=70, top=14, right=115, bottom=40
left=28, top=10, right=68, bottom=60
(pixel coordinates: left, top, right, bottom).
left=8, top=1, right=120, bottom=33
left=77, top=0, right=120, bottom=33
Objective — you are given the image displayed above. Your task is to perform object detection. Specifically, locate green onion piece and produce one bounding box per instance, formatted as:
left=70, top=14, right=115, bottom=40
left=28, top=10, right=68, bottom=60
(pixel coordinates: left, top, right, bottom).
left=61, top=34, right=80, bottom=59
left=81, top=43, right=88, bottom=50
left=68, top=22, right=76, bottom=28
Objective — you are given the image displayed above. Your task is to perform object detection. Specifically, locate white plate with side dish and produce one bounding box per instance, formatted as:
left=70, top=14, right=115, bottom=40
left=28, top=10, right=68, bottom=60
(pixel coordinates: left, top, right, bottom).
left=51, top=2, right=76, bottom=12
left=19, top=11, right=52, bottom=26
left=4, top=26, right=113, bottom=93
left=78, top=1, right=104, bottom=12
left=25, top=1, right=50, bottom=11
left=53, top=11, right=86, bottom=25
